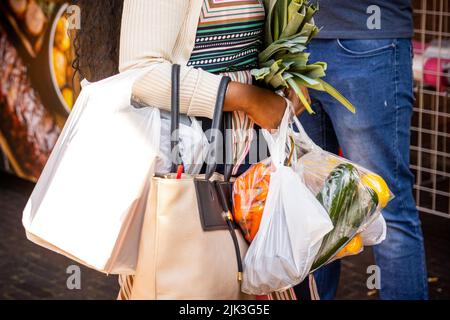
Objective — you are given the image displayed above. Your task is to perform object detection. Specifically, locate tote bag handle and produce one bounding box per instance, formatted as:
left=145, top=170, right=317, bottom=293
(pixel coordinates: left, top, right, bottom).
left=170, top=64, right=232, bottom=179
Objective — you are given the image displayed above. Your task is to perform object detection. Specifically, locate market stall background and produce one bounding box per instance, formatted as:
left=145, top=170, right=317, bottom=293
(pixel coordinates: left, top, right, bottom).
left=411, top=0, right=450, bottom=219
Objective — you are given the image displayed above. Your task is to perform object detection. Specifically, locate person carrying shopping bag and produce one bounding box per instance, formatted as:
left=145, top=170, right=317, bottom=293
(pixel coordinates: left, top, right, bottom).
left=71, top=0, right=307, bottom=299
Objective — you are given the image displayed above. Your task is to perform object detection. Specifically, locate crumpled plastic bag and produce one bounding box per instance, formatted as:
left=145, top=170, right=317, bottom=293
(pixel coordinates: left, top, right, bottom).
left=157, top=113, right=208, bottom=175
left=240, top=107, right=333, bottom=295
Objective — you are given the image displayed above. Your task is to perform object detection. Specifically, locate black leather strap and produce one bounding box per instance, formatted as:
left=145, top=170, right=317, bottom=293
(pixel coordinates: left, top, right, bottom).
left=171, top=64, right=181, bottom=173
left=205, top=76, right=231, bottom=180
left=223, top=112, right=233, bottom=182
left=170, top=65, right=232, bottom=179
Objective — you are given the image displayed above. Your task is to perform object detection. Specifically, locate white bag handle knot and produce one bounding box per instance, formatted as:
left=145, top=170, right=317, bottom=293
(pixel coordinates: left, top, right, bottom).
left=262, top=98, right=293, bottom=168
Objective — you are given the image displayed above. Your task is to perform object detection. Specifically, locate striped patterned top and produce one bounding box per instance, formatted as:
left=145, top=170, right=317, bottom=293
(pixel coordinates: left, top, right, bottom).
left=188, top=0, right=265, bottom=171
left=187, top=0, right=265, bottom=73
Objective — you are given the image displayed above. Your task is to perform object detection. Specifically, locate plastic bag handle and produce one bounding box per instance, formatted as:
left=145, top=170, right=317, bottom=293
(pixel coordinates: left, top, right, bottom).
left=262, top=99, right=292, bottom=168
left=291, top=112, right=319, bottom=152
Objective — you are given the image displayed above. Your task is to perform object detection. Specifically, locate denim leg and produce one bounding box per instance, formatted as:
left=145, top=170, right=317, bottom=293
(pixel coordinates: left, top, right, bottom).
left=298, top=100, right=340, bottom=154
left=307, top=38, right=428, bottom=299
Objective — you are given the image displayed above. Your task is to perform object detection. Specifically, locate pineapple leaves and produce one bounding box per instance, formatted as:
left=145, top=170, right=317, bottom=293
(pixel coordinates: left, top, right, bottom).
left=287, top=77, right=314, bottom=114
left=318, top=79, right=356, bottom=114
left=252, top=0, right=356, bottom=114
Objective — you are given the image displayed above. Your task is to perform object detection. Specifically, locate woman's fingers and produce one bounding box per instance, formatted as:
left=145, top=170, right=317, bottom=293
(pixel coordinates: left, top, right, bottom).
left=244, top=92, right=286, bottom=129
left=285, top=86, right=309, bottom=116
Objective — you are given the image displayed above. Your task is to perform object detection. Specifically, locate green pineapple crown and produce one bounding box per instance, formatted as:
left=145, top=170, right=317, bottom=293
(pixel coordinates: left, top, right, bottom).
left=251, top=0, right=355, bottom=114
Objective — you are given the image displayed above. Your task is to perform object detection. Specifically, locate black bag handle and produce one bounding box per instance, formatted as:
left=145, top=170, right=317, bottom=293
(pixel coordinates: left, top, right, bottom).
left=170, top=64, right=181, bottom=173
left=223, top=112, right=233, bottom=182
left=204, top=76, right=231, bottom=180
left=170, top=64, right=232, bottom=179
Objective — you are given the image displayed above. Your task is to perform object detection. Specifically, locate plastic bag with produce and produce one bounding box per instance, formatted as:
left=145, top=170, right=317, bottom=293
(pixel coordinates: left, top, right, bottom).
left=233, top=106, right=393, bottom=289
left=289, top=116, right=393, bottom=271
left=325, top=213, right=387, bottom=262
left=232, top=161, right=272, bottom=243
left=237, top=107, right=333, bottom=295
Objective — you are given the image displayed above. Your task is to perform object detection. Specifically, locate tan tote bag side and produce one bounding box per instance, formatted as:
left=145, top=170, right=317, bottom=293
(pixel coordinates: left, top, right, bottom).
left=127, top=65, right=253, bottom=300
left=130, top=174, right=251, bottom=299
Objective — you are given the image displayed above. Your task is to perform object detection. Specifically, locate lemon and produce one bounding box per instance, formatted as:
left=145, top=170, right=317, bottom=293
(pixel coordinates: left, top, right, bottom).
left=361, top=172, right=391, bottom=208
left=335, top=246, right=347, bottom=258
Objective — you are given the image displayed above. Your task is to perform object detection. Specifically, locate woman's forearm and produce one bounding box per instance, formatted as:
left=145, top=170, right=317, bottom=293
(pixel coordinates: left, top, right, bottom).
left=224, top=82, right=283, bottom=112
left=224, top=81, right=287, bottom=129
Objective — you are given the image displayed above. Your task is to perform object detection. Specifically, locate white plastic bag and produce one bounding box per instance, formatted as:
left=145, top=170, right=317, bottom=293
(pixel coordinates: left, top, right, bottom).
left=157, top=114, right=208, bottom=175
left=324, top=214, right=387, bottom=263
left=290, top=115, right=392, bottom=270
left=22, top=68, right=160, bottom=274
left=241, top=107, right=333, bottom=295
left=360, top=214, right=387, bottom=246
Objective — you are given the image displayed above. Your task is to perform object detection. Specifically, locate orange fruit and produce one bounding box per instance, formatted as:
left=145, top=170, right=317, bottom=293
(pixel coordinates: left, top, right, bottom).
left=336, top=234, right=364, bottom=259
left=345, top=234, right=363, bottom=254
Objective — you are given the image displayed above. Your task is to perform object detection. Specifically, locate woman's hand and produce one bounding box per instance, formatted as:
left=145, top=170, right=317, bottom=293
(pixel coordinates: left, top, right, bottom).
left=284, top=86, right=309, bottom=116
left=224, top=82, right=308, bottom=129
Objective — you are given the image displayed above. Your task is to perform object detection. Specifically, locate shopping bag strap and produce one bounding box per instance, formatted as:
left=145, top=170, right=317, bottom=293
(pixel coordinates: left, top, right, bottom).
left=223, top=112, right=233, bottom=182
left=170, top=64, right=232, bottom=180
left=170, top=64, right=182, bottom=173
left=204, top=76, right=231, bottom=180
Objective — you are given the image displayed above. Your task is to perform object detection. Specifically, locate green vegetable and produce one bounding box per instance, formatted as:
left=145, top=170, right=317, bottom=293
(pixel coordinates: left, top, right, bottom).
left=311, top=163, right=378, bottom=270
left=253, top=0, right=356, bottom=114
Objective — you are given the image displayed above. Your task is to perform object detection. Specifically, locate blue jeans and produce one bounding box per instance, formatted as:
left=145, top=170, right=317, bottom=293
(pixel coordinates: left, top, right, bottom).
left=297, top=39, right=428, bottom=300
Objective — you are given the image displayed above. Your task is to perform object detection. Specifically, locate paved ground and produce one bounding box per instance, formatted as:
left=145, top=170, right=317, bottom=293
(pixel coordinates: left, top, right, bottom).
left=0, top=172, right=449, bottom=300
left=0, top=172, right=118, bottom=300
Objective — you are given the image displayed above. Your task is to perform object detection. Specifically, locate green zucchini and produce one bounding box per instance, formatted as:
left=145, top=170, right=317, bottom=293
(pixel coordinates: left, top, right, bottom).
left=311, top=163, right=379, bottom=271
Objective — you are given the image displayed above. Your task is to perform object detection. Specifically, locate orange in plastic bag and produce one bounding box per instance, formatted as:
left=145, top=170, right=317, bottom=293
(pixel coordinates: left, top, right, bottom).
left=233, top=162, right=272, bottom=242
left=335, top=234, right=364, bottom=259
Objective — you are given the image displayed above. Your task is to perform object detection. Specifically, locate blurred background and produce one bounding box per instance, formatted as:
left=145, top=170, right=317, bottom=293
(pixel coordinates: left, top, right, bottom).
left=0, top=0, right=449, bottom=299
left=0, top=0, right=78, bottom=181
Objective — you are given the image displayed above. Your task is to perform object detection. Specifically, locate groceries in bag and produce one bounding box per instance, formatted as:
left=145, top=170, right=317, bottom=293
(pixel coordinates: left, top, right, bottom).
left=295, top=145, right=393, bottom=270
left=233, top=161, right=271, bottom=242
left=291, top=115, right=392, bottom=270
left=238, top=106, right=333, bottom=295
left=308, top=162, right=379, bottom=269
left=233, top=104, right=392, bottom=294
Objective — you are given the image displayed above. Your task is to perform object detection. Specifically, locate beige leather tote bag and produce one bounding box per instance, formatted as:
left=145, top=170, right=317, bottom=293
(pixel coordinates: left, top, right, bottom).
left=128, top=65, right=253, bottom=300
